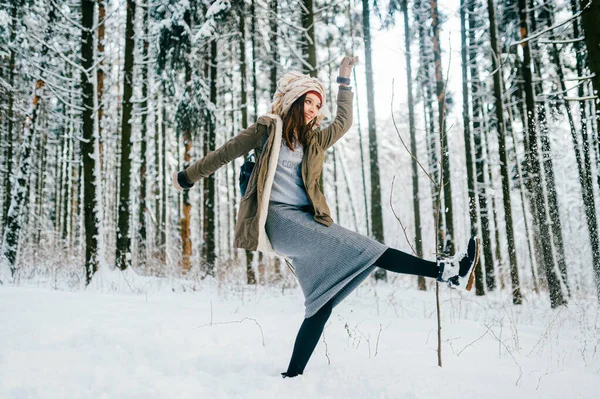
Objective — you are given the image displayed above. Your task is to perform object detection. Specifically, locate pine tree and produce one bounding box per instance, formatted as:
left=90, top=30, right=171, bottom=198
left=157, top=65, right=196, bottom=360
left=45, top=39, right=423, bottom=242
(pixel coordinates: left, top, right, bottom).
left=362, top=0, right=386, bottom=281
left=115, top=0, right=137, bottom=271
left=487, top=0, right=521, bottom=304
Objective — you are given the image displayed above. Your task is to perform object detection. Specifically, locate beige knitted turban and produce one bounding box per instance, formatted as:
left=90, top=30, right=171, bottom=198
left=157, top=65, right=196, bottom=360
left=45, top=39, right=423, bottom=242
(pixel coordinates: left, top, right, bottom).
left=269, top=71, right=327, bottom=123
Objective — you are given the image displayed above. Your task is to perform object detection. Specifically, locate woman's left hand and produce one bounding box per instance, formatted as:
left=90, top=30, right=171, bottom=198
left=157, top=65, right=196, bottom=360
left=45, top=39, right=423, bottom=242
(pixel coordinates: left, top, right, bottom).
left=339, top=56, right=359, bottom=79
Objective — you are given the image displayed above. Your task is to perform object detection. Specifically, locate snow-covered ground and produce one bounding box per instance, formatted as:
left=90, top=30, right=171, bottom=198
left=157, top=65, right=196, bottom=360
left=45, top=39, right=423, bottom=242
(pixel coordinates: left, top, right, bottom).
left=1, top=274, right=599, bottom=398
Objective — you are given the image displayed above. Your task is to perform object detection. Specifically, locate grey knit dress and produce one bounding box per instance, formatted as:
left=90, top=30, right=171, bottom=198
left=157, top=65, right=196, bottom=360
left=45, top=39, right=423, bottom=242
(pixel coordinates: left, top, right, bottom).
left=266, top=202, right=388, bottom=318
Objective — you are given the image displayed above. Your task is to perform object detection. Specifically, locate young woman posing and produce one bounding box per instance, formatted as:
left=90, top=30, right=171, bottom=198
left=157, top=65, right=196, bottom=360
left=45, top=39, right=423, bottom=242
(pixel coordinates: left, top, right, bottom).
left=173, top=56, right=480, bottom=378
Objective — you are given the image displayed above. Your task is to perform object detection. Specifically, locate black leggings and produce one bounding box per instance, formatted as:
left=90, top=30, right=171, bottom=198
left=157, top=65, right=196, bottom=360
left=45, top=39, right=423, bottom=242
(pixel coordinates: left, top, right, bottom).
left=282, top=247, right=438, bottom=377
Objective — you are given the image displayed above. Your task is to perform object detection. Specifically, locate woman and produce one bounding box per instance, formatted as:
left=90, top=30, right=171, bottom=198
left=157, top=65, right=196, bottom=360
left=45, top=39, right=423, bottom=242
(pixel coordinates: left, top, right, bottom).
left=173, top=56, right=480, bottom=378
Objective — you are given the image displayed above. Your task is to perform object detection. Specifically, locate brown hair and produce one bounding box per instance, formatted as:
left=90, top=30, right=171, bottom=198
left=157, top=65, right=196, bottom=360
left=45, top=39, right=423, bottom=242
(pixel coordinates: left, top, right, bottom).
left=281, top=94, right=316, bottom=151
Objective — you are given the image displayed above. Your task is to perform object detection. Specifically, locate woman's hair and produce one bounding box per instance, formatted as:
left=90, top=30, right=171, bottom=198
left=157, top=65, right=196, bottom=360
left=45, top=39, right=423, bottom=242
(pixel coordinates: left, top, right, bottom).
left=282, top=93, right=316, bottom=151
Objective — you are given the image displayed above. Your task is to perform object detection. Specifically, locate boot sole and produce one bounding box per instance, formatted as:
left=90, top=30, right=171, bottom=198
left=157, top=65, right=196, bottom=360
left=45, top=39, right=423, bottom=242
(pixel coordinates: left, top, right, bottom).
left=465, top=237, right=480, bottom=291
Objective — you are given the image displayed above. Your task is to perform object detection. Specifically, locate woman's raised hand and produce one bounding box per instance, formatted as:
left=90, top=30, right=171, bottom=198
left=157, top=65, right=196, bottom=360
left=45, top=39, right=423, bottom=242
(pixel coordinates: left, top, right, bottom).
left=172, top=171, right=183, bottom=192
left=338, top=56, right=359, bottom=79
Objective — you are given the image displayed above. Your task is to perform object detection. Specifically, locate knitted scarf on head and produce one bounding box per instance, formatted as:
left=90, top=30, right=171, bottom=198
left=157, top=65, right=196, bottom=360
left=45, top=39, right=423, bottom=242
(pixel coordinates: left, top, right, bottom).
left=269, top=71, right=327, bottom=125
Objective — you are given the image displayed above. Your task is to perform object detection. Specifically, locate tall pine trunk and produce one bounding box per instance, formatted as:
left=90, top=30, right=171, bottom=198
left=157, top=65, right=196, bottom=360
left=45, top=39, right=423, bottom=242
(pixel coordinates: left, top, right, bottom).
left=362, top=0, right=386, bottom=280
left=401, top=0, right=425, bottom=290
left=533, top=3, right=569, bottom=295
left=138, top=0, right=150, bottom=267
left=3, top=1, right=19, bottom=228
left=462, top=0, right=484, bottom=295
left=181, top=9, right=193, bottom=273
left=431, top=0, right=455, bottom=255
left=487, top=0, right=521, bottom=304
left=116, top=0, right=136, bottom=271
left=302, top=0, right=317, bottom=77
left=203, top=39, right=217, bottom=276
left=579, top=0, right=600, bottom=299
left=238, top=7, right=256, bottom=284
left=517, top=0, right=566, bottom=307
left=468, top=0, right=494, bottom=292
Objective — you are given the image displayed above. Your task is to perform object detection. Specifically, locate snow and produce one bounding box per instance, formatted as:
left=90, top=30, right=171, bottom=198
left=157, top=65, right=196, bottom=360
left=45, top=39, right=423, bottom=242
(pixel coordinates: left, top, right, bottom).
left=1, top=280, right=598, bottom=398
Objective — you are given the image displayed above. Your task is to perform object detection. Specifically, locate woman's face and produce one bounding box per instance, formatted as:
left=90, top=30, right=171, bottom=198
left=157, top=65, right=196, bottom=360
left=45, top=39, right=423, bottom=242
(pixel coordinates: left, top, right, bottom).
left=304, top=93, right=321, bottom=124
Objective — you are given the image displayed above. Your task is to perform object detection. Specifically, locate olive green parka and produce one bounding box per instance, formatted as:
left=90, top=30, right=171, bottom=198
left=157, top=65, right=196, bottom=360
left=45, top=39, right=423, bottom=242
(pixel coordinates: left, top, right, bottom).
left=183, top=87, right=353, bottom=253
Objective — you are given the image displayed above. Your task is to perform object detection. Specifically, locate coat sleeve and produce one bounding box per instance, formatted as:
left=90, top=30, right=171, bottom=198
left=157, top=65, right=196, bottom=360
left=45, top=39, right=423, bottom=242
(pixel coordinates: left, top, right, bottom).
left=318, top=87, right=354, bottom=150
left=183, top=122, right=264, bottom=183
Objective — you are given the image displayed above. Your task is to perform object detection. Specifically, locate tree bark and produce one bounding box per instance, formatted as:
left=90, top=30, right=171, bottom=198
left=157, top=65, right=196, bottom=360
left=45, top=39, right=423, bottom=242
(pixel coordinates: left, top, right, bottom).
left=402, top=0, right=425, bottom=290
left=362, top=0, right=386, bottom=280
left=518, top=0, right=566, bottom=307
left=431, top=0, right=455, bottom=256
left=579, top=0, right=600, bottom=299
left=461, top=0, right=480, bottom=294
left=3, top=1, right=19, bottom=228
left=116, top=0, right=136, bottom=271
left=302, top=0, right=317, bottom=77
left=468, top=0, right=492, bottom=294
left=138, top=0, right=150, bottom=267
left=181, top=9, right=193, bottom=273
left=487, top=0, right=521, bottom=304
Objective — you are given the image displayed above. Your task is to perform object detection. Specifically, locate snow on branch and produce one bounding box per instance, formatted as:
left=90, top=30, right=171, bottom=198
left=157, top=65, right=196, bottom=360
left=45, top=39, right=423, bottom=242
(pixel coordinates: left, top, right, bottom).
left=510, top=9, right=583, bottom=46
left=193, top=0, right=231, bottom=44
left=539, top=37, right=585, bottom=44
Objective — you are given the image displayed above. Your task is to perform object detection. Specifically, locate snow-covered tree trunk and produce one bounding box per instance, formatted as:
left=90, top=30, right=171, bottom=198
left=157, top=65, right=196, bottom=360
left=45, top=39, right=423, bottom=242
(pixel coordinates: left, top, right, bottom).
left=362, top=0, right=386, bottom=281
left=579, top=0, right=600, bottom=300
left=401, top=0, right=425, bottom=291
left=116, top=0, right=136, bottom=271
left=487, top=0, right=522, bottom=304
left=517, top=0, right=566, bottom=308
left=138, top=0, right=150, bottom=267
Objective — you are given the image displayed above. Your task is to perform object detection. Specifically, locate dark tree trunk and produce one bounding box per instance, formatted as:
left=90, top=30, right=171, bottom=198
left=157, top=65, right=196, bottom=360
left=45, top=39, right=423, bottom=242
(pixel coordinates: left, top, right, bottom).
left=487, top=0, right=521, bottom=304
left=362, top=0, right=386, bottom=281
left=238, top=6, right=256, bottom=284
left=518, top=0, right=566, bottom=307
left=116, top=0, right=136, bottom=271
left=270, top=0, right=279, bottom=98
left=204, top=39, right=218, bottom=276
left=533, top=2, right=569, bottom=295
left=302, top=0, right=317, bottom=77
left=416, top=1, right=443, bottom=254
left=460, top=0, right=480, bottom=294
left=579, top=0, right=600, bottom=299
left=181, top=9, right=193, bottom=273
left=402, top=0, right=425, bottom=290
left=138, top=0, right=150, bottom=267
left=468, top=0, right=491, bottom=295
left=431, top=0, right=455, bottom=256
left=3, top=1, right=19, bottom=228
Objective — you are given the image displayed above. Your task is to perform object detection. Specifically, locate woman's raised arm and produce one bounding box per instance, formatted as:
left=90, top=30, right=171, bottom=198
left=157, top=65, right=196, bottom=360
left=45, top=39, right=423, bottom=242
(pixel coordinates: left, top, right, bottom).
left=172, top=122, right=264, bottom=190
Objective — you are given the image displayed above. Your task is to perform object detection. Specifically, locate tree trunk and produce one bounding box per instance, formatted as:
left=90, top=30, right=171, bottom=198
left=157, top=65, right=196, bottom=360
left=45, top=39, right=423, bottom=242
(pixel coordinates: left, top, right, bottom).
left=401, top=0, right=425, bottom=290
left=416, top=1, right=444, bottom=254
left=533, top=2, right=569, bottom=295
left=460, top=0, right=480, bottom=295
left=3, top=1, right=19, bottom=228
left=181, top=9, right=193, bottom=273
left=1, top=1, right=56, bottom=281
left=468, top=0, right=492, bottom=295
left=362, top=0, right=386, bottom=281
left=302, top=0, right=317, bottom=77
left=204, top=39, right=218, bottom=275
left=579, top=0, right=600, bottom=299
left=238, top=6, right=256, bottom=284
left=138, top=0, right=150, bottom=267
left=250, top=0, right=259, bottom=119
left=518, top=0, right=566, bottom=307
left=487, top=0, right=521, bottom=304
left=431, top=0, right=455, bottom=255
left=116, top=0, right=136, bottom=271
left=270, top=0, right=279, bottom=98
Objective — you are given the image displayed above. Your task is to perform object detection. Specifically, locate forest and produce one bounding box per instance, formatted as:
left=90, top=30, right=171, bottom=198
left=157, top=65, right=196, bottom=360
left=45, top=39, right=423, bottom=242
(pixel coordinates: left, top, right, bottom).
left=1, top=0, right=600, bottom=310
